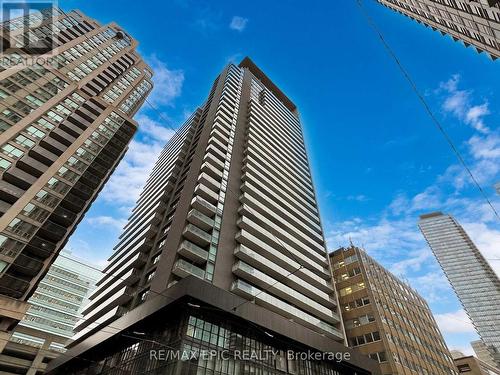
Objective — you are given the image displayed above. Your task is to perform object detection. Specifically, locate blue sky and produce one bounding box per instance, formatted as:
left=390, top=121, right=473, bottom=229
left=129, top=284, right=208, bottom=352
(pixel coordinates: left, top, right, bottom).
left=60, top=0, right=500, bottom=355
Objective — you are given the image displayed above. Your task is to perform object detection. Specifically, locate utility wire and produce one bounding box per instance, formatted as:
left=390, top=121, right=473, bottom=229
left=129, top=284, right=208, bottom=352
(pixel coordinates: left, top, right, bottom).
left=355, top=0, right=500, bottom=222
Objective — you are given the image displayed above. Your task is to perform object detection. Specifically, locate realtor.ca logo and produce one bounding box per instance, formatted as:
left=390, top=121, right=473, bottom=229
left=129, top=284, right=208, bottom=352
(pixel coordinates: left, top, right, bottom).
left=1, top=0, right=58, bottom=55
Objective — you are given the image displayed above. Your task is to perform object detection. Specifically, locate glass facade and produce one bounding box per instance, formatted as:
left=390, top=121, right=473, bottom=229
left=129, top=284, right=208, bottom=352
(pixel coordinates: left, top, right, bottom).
left=67, top=309, right=368, bottom=375
left=419, top=212, right=500, bottom=368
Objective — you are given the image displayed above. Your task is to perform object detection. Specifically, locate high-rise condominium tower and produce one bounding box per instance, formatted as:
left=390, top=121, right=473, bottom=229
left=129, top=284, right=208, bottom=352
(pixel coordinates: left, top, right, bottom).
left=0, top=250, right=101, bottom=374
left=419, top=212, right=500, bottom=368
left=377, top=0, right=500, bottom=59
left=48, top=58, right=379, bottom=374
left=331, top=246, right=458, bottom=375
left=0, top=7, right=152, bottom=351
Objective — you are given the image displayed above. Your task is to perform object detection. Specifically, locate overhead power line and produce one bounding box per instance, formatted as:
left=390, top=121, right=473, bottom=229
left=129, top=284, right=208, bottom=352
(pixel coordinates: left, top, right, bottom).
left=355, top=0, right=500, bottom=222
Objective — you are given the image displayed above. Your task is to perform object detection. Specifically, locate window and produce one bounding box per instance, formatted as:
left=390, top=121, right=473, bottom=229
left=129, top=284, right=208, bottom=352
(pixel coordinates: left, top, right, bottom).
left=457, top=364, right=471, bottom=372
left=1, top=144, right=24, bottom=159
left=14, top=134, right=35, bottom=149
left=0, top=157, right=11, bottom=171
left=25, top=125, right=45, bottom=138
left=369, top=351, right=387, bottom=363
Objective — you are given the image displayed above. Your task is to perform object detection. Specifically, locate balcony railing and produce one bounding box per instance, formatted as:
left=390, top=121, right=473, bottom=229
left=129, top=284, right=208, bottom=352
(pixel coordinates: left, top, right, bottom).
left=0, top=274, right=30, bottom=298
left=172, top=259, right=205, bottom=279
left=187, top=209, right=215, bottom=231
left=183, top=224, right=211, bottom=247
left=191, top=196, right=217, bottom=216
left=177, top=240, right=209, bottom=264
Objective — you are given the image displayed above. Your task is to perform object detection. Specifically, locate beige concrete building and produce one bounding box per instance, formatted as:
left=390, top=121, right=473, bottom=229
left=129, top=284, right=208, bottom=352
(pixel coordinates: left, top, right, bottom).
left=377, top=0, right=500, bottom=59
left=331, top=246, right=458, bottom=375
left=0, top=7, right=152, bottom=353
left=472, top=339, right=499, bottom=368
left=454, top=355, right=500, bottom=374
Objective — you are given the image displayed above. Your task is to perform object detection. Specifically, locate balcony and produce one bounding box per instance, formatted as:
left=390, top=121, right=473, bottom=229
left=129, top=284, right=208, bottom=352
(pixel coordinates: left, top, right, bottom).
left=79, top=171, right=100, bottom=189
left=191, top=196, right=216, bottom=217
left=38, top=220, right=67, bottom=242
left=3, top=168, right=37, bottom=190
left=201, top=162, right=223, bottom=180
left=0, top=274, right=30, bottom=298
left=49, top=206, right=77, bottom=227
left=71, top=181, right=93, bottom=200
left=194, top=183, right=219, bottom=204
left=60, top=193, right=86, bottom=212
left=197, top=172, right=221, bottom=193
left=17, top=155, right=48, bottom=178
left=0, top=180, right=24, bottom=203
left=231, top=279, right=343, bottom=341
left=76, top=286, right=133, bottom=331
left=183, top=224, right=211, bottom=247
left=29, top=145, right=57, bottom=166
left=24, top=236, right=56, bottom=259
left=172, top=259, right=205, bottom=279
left=232, top=261, right=337, bottom=322
left=177, top=240, right=208, bottom=264
left=10, top=253, right=44, bottom=276
left=187, top=209, right=214, bottom=231
left=40, top=137, right=65, bottom=156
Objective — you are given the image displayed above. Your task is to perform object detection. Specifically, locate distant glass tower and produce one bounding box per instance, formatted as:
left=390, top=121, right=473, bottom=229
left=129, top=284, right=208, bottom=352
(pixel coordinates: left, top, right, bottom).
left=419, top=212, right=500, bottom=368
left=377, top=0, right=500, bottom=60
left=0, top=250, right=101, bottom=374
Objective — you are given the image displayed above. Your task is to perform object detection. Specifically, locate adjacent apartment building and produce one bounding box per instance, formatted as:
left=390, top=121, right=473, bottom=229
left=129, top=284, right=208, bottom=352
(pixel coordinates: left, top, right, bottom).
left=377, top=0, right=500, bottom=59
left=453, top=355, right=500, bottom=375
left=0, top=7, right=152, bottom=351
left=471, top=339, right=499, bottom=368
left=331, top=246, right=458, bottom=375
left=0, top=250, right=101, bottom=374
left=419, top=212, right=500, bottom=368
left=47, top=58, right=380, bottom=374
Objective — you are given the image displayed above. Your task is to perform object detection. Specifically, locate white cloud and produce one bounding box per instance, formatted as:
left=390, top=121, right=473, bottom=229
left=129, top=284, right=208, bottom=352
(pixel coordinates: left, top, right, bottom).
left=347, top=194, right=369, bottom=202
left=65, top=238, right=108, bottom=269
left=327, top=74, right=500, bottom=311
left=135, top=113, right=176, bottom=143
left=466, top=103, right=490, bottom=134
left=146, top=55, right=184, bottom=107
left=435, top=309, right=475, bottom=334
left=440, top=74, right=490, bottom=133
left=229, top=16, right=248, bottom=31
left=86, top=216, right=127, bottom=231
left=100, top=139, right=164, bottom=205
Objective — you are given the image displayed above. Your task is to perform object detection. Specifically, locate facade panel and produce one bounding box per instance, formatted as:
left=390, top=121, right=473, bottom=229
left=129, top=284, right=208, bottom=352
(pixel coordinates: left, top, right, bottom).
left=377, top=0, right=500, bottom=59
left=419, top=212, right=500, bottom=368
left=331, top=246, right=458, bottom=375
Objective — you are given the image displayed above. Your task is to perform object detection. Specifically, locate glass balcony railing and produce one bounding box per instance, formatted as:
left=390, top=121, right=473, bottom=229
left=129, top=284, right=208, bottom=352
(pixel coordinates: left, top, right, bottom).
left=178, top=240, right=209, bottom=264
left=191, top=196, right=217, bottom=216
left=183, top=223, right=211, bottom=247
left=172, top=259, right=205, bottom=279
left=231, top=279, right=343, bottom=340
left=187, top=209, right=215, bottom=231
